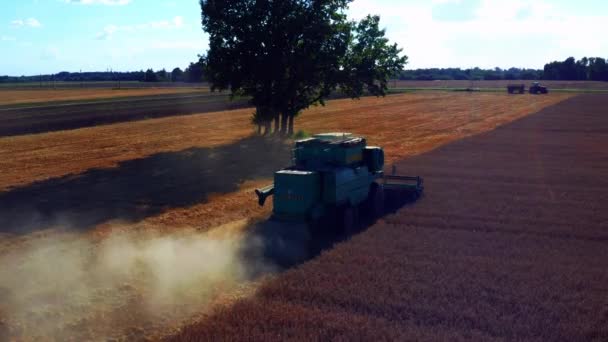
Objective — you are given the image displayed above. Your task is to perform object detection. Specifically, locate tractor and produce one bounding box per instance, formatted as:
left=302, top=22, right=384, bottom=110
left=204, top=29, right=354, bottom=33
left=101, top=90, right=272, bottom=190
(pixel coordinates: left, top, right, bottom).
left=529, top=82, right=548, bottom=94
left=255, top=133, right=423, bottom=234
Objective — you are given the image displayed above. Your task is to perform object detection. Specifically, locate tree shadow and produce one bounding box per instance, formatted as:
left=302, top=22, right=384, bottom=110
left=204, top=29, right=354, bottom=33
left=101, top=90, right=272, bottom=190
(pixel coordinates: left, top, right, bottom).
left=0, top=135, right=292, bottom=234
left=0, top=94, right=249, bottom=137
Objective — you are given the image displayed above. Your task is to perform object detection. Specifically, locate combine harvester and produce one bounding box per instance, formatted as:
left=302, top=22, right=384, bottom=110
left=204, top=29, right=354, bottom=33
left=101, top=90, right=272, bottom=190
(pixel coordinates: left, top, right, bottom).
left=255, top=133, right=423, bottom=235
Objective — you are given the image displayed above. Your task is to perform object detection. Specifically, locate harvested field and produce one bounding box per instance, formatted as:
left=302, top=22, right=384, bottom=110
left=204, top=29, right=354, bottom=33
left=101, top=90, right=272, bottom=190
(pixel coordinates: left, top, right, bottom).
left=0, top=92, right=569, bottom=192
left=0, top=92, right=578, bottom=340
left=0, top=87, right=208, bottom=106
left=0, top=92, right=243, bottom=136
left=172, top=94, right=608, bottom=341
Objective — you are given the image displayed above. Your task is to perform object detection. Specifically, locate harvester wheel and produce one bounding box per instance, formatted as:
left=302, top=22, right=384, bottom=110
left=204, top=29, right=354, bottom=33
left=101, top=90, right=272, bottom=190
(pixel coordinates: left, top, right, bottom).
left=341, top=206, right=357, bottom=235
left=369, top=184, right=385, bottom=219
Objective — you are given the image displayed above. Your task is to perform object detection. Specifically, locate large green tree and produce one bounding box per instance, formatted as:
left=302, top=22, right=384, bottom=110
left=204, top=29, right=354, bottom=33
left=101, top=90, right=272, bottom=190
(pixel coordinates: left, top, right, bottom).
left=200, top=0, right=407, bottom=135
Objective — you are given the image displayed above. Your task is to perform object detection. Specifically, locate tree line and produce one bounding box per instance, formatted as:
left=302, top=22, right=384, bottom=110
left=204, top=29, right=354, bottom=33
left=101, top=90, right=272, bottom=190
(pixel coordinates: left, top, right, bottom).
left=543, top=57, right=608, bottom=81
left=3, top=56, right=607, bottom=85
left=397, top=57, right=608, bottom=81
left=398, top=67, right=542, bottom=81
left=0, top=57, right=206, bottom=83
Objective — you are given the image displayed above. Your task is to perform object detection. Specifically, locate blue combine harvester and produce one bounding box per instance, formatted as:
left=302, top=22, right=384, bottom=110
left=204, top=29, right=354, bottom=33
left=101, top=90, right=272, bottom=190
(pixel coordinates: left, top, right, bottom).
left=255, top=133, right=423, bottom=233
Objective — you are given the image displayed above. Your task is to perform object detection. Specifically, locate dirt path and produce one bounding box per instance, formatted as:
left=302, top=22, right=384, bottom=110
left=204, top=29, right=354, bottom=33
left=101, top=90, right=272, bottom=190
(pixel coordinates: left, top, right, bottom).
left=172, top=94, right=608, bottom=341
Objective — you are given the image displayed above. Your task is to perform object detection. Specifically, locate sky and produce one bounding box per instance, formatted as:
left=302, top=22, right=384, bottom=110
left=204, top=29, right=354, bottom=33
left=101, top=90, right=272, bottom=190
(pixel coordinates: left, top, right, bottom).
left=0, top=0, right=607, bottom=76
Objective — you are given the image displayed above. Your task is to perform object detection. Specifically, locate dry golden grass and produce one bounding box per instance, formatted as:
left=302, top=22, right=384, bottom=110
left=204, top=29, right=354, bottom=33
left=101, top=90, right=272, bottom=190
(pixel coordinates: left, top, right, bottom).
left=0, top=87, right=207, bottom=106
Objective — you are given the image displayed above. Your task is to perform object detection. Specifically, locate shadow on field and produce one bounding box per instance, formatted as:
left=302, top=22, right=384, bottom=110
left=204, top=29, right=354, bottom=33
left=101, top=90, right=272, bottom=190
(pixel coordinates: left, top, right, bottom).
left=240, top=188, right=422, bottom=272
left=0, top=93, right=249, bottom=137
left=0, top=135, right=291, bottom=234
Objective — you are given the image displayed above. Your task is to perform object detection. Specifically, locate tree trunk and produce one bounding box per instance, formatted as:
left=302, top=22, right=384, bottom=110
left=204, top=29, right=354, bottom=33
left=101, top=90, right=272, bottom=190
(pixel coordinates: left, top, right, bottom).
left=280, top=112, right=288, bottom=136
left=288, top=114, right=295, bottom=136
left=263, top=120, right=271, bottom=135
left=273, top=114, right=280, bottom=135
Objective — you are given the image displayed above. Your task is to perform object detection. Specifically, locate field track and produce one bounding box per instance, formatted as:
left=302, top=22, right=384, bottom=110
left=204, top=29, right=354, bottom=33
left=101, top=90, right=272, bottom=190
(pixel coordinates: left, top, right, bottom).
left=173, top=94, right=608, bottom=341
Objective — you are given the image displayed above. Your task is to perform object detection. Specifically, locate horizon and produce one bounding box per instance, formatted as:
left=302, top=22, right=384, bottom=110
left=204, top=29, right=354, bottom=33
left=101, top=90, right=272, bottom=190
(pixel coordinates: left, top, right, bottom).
left=1, top=0, right=607, bottom=76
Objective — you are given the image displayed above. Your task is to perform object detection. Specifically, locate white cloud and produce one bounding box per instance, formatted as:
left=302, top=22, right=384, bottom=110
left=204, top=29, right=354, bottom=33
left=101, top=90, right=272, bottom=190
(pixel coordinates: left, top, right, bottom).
left=64, top=0, right=131, bottom=5
left=150, top=40, right=201, bottom=50
left=431, top=0, right=462, bottom=4
left=1, top=35, right=17, bottom=41
left=173, top=16, right=184, bottom=28
left=26, top=18, right=42, bottom=27
left=11, top=18, right=42, bottom=28
left=41, top=46, right=60, bottom=60
left=348, top=0, right=608, bottom=69
left=95, top=24, right=118, bottom=40
left=95, top=16, right=185, bottom=40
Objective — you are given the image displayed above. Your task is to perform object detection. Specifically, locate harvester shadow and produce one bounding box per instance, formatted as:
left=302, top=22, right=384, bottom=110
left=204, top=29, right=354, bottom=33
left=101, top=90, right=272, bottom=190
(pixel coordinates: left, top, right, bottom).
left=0, top=135, right=291, bottom=234
left=240, top=188, right=423, bottom=273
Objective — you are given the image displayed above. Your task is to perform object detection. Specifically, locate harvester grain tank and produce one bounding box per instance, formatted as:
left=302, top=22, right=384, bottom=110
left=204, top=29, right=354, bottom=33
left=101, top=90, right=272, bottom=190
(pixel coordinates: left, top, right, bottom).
left=255, top=133, right=423, bottom=233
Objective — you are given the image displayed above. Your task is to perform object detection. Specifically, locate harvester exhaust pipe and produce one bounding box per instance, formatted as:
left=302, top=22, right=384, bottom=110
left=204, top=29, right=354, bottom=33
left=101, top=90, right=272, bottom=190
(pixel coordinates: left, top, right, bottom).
left=255, top=184, right=275, bottom=206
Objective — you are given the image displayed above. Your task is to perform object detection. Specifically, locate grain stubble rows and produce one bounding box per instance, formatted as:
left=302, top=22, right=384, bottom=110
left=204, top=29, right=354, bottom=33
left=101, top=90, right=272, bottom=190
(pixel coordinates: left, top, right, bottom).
left=0, top=92, right=593, bottom=341
left=173, top=95, right=608, bottom=341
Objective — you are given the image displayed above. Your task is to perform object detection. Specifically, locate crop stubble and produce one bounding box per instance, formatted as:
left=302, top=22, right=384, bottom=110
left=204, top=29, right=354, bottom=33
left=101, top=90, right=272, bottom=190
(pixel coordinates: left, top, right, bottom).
left=0, top=88, right=206, bottom=106
left=0, top=92, right=568, bottom=192
left=0, top=93, right=569, bottom=236
left=0, top=92, right=582, bottom=340
left=172, top=94, right=608, bottom=341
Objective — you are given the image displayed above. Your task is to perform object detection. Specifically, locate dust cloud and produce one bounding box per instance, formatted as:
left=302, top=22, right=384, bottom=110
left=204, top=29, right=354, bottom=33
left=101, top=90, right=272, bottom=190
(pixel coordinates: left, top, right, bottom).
left=0, top=220, right=275, bottom=341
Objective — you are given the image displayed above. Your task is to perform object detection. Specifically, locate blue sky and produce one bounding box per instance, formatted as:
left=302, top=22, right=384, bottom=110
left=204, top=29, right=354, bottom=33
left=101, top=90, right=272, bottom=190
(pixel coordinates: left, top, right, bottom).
left=1, top=0, right=607, bottom=76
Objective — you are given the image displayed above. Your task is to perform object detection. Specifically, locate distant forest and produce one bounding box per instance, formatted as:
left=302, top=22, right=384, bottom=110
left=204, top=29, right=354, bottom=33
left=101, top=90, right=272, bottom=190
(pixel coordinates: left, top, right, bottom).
left=399, top=57, right=608, bottom=81
left=1, top=56, right=607, bottom=83
left=0, top=57, right=205, bottom=84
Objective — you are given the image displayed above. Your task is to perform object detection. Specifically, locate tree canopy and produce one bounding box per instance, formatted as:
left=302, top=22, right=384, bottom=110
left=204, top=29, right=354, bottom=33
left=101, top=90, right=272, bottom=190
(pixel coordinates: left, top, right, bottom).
left=200, top=0, right=407, bottom=135
left=543, top=57, right=608, bottom=81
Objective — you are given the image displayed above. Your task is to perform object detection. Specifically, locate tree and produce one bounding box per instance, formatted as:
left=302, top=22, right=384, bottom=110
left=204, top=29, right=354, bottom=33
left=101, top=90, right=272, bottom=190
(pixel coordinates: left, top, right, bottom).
left=588, top=57, right=608, bottom=81
left=156, top=68, right=168, bottom=82
left=144, top=68, right=157, bottom=82
left=171, top=67, right=184, bottom=82
left=185, top=57, right=205, bottom=83
left=542, top=57, right=602, bottom=81
left=561, top=57, right=578, bottom=80
left=200, top=0, right=406, bottom=135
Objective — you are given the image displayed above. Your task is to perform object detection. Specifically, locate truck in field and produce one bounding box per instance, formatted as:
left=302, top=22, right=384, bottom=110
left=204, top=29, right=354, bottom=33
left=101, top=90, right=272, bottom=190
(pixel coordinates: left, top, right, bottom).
left=507, top=84, right=525, bottom=94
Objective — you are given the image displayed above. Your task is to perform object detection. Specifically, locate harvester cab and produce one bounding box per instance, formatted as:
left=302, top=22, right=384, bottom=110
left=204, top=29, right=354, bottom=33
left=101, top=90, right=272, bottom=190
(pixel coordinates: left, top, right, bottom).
left=255, top=133, right=423, bottom=233
left=529, top=81, right=548, bottom=94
